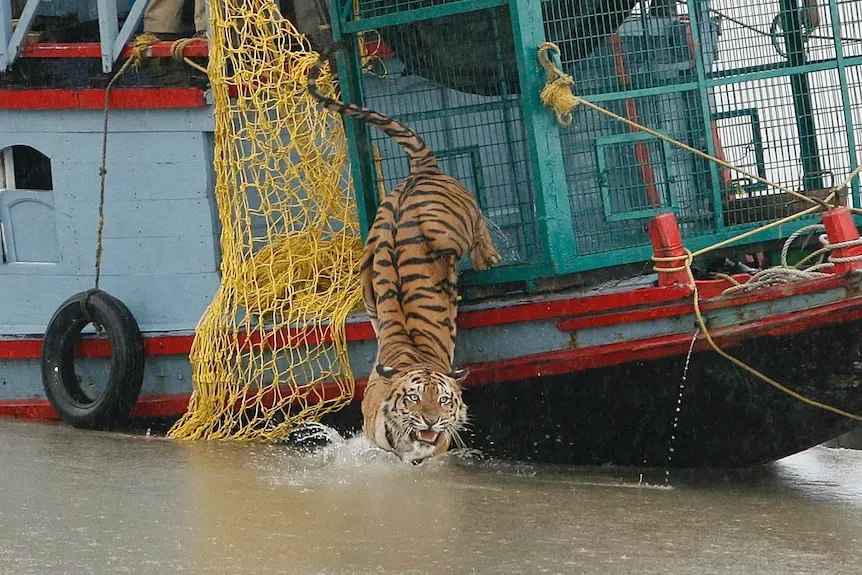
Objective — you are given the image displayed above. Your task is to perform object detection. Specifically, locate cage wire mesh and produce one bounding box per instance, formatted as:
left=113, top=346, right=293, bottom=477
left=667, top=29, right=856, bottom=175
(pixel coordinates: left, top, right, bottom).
left=359, top=13, right=543, bottom=266
left=339, top=0, right=861, bottom=271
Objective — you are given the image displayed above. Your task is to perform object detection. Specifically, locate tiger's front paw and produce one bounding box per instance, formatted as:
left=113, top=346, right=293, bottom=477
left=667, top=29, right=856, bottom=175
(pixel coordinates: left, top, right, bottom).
left=471, top=244, right=501, bottom=270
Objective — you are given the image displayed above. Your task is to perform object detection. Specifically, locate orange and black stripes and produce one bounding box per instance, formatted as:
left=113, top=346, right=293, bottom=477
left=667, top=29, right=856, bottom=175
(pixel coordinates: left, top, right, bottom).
left=308, top=41, right=500, bottom=461
left=308, top=42, right=500, bottom=373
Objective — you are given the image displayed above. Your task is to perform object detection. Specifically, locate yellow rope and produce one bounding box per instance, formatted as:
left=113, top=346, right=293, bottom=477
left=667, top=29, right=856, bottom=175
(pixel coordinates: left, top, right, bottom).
left=537, top=42, right=580, bottom=126
left=535, top=46, right=862, bottom=422
left=170, top=36, right=209, bottom=75
left=166, top=4, right=363, bottom=441
left=656, top=249, right=862, bottom=422
left=535, top=44, right=841, bottom=210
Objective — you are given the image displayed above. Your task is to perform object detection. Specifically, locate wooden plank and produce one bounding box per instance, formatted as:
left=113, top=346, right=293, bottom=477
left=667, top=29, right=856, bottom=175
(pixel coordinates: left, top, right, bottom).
left=0, top=0, right=12, bottom=70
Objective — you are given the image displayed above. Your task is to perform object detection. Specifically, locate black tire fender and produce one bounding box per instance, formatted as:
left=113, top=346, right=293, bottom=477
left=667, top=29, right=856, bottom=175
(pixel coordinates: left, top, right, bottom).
left=41, top=289, right=145, bottom=429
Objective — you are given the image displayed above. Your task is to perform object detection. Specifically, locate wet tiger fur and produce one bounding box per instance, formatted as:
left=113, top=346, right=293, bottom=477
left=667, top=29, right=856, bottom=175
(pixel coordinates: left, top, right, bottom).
left=308, top=41, right=501, bottom=463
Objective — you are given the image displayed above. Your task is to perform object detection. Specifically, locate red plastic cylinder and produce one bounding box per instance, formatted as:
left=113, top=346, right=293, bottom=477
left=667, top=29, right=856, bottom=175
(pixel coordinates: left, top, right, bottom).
left=648, top=213, right=690, bottom=287
left=822, top=207, right=862, bottom=274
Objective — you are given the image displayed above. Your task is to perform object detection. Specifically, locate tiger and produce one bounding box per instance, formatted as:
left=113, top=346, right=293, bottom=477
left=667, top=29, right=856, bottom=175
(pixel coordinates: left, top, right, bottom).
left=307, top=41, right=501, bottom=463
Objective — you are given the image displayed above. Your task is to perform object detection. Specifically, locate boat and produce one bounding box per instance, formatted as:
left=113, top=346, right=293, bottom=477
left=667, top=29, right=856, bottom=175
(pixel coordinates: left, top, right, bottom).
left=1, top=0, right=861, bottom=468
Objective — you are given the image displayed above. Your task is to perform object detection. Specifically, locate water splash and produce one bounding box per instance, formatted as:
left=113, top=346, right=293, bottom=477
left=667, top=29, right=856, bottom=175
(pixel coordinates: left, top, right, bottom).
left=665, top=329, right=699, bottom=485
left=485, top=218, right=523, bottom=265
left=289, top=421, right=346, bottom=445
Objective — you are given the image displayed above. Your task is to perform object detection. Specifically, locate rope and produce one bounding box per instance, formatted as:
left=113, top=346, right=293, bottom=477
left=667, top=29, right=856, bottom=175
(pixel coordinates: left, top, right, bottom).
left=716, top=223, right=862, bottom=295
left=720, top=267, right=831, bottom=295
left=535, top=46, right=862, bottom=423
left=780, top=223, right=826, bottom=268
left=170, top=36, right=209, bottom=75
left=95, top=34, right=161, bottom=290
left=653, top=249, right=862, bottom=422
left=537, top=43, right=580, bottom=126
left=535, top=45, right=836, bottom=210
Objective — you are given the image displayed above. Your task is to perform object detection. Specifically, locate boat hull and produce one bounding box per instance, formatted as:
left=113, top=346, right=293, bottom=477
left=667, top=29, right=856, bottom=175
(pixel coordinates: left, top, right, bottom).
left=462, top=318, right=862, bottom=468
left=3, top=270, right=862, bottom=468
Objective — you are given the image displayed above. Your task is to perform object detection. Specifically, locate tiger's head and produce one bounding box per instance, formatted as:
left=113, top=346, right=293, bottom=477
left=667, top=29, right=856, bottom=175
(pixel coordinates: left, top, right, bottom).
left=371, top=364, right=469, bottom=464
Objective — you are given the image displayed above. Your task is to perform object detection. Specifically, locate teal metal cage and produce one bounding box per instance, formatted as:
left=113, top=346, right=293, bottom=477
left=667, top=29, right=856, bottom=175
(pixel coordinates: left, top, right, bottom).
left=328, top=0, right=862, bottom=287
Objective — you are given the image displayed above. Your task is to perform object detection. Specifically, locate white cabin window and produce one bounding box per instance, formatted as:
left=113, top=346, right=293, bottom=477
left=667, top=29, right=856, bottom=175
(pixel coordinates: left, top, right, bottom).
left=0, top=146, right=58, bottom=264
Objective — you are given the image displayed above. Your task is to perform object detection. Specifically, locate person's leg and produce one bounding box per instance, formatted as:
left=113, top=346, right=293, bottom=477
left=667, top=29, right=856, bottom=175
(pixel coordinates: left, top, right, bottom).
left=143, top=0, right=185, bottom=35
left=193, top=0, right=208, bottom=37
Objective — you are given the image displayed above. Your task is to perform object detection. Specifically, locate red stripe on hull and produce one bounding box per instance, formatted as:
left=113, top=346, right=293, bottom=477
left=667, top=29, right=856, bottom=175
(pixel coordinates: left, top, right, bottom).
left=3, top=289, right=862, bottom=422
left=0, top=88, right=207, bottom=109
left=477, top=294, right=862, bottom=385
left=556, top=274, right=845, bottom=332
left=0, top=274, right=850, bottom=360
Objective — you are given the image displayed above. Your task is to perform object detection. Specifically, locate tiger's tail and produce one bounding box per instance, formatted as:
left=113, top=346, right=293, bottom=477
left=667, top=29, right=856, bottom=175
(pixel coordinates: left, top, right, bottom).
left=307, top=41, right=437, bottom=170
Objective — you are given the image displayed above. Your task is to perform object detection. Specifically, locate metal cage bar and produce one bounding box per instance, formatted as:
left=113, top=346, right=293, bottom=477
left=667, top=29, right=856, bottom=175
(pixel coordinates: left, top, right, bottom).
left=0, top=0, right=14, bottom=70
left=112, top=0, right=150, bottom=67
left=328, top=0, right=378, bottom=242
left=4, top=0, right=40, bottom=70
left=333, top=0, right=862, bottom=282
left=97, top=0, right=119, bottom=72
left=828, top=0, right=860, bottom=206
left=509, top=0, right=576, bottom=272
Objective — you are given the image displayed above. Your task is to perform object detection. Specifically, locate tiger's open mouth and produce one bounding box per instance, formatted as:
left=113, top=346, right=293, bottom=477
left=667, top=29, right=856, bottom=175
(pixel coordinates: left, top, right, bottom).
left=413, top=430, right=440, bottom=444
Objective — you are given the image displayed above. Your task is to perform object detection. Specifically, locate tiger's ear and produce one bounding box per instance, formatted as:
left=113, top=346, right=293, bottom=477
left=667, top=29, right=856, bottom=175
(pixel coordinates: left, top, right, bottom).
left=376, top=365, right=398, bottom=379
left=449, top=367, right=470, bottom=385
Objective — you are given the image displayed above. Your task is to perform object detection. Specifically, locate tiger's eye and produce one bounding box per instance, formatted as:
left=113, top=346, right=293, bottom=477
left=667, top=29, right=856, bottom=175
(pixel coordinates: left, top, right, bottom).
left=439, top=396, right=451, bottom=405
left=407, top=394, right=420, bottom=403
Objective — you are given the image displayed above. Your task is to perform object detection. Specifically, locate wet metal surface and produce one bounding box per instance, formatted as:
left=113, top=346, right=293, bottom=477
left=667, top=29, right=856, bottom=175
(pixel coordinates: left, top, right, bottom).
left=1, top=419, right=861, bottom=574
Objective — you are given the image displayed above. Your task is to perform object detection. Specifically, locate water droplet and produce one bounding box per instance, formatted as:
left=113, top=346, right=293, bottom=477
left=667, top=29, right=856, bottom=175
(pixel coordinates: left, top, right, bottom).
left=664, top=329, right=699, bottom=486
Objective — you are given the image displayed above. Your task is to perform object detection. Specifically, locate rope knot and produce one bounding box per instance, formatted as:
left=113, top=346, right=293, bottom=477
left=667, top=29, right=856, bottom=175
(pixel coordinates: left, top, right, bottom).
left=537, top=42, right=581, bottom=126
left=130, top=33, right=161, bottom=69
left=170, top=36, right=210, bottom=75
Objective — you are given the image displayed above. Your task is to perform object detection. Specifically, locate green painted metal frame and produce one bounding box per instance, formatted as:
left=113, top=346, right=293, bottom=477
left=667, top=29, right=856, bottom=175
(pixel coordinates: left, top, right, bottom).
left=331, top=0, right=862, bottom=287
left=686, top=0, right=724, bottom=234
left=713, top=108, right=767, bottom=191
left=341, top=0, right=507, bottom=34
left=508, top=0, right=576, bottom=275
left=828, top=0, right=860, bottom=207
left=579, top=54, right=862, bottom=103
left=328, top=0, right=377, bottom=241
left=779, top=0, right=822, bottom=191
left=595, top=132, right=677, bottom=222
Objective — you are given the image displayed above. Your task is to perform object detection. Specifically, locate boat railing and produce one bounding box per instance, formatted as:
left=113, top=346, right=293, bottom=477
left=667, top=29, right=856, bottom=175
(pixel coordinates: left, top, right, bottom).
left=0, top=0, right=209, bottom=73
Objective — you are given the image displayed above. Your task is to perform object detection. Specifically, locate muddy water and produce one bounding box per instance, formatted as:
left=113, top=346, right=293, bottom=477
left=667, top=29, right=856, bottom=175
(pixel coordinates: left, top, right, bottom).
left=1, top=419, right=861, bottom=574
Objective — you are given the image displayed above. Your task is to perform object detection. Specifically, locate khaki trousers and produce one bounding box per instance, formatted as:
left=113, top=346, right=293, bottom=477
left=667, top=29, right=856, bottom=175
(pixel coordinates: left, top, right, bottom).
left=143, top=0, right=208, bottom=34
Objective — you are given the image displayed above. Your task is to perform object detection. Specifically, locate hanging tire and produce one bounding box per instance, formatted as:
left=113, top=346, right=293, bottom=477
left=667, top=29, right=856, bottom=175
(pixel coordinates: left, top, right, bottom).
left=41, top=289, right=145, bottom=429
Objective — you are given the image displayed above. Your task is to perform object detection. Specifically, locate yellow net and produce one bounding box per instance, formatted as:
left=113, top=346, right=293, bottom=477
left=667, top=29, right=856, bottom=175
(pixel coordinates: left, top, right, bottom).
left=167, top=0, right=363, bottom=440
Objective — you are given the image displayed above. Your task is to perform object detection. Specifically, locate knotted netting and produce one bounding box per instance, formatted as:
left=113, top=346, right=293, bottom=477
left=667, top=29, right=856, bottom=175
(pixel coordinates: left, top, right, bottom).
left=167, top=0, right=363, bottom=440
